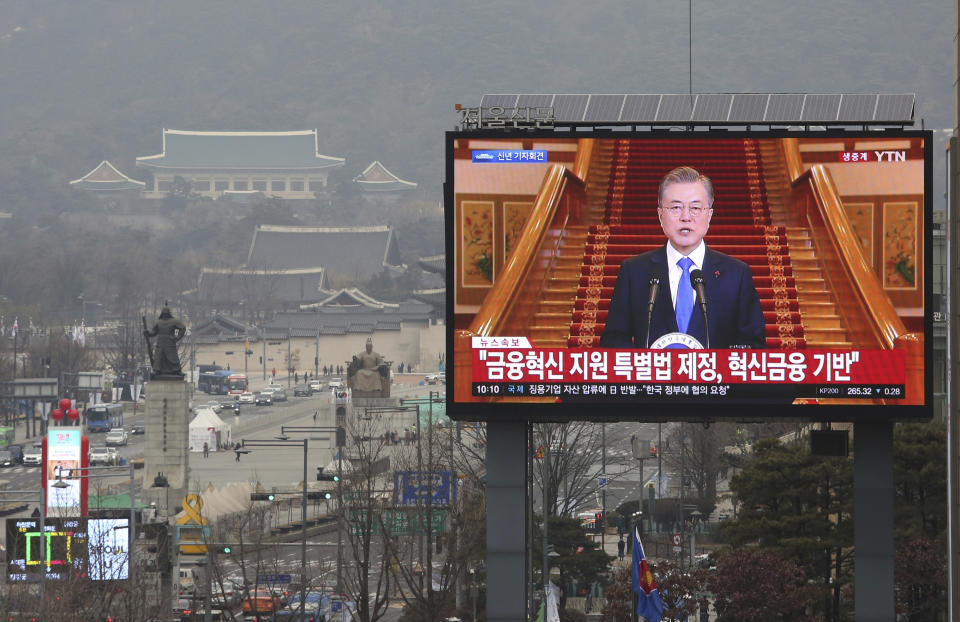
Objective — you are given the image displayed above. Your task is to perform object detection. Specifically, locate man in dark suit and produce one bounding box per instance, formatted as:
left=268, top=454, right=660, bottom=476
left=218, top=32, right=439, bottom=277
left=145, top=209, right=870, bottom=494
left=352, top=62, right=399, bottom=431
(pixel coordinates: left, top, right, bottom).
left=600, top=166, right=766, bottom=349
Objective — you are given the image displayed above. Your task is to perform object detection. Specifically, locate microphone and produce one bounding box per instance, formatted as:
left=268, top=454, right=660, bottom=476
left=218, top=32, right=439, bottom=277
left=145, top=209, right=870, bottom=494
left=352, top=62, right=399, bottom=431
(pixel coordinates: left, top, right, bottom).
left=689, top=269, right=710, bottom=348
left=645, top=276, right=661, bottom=348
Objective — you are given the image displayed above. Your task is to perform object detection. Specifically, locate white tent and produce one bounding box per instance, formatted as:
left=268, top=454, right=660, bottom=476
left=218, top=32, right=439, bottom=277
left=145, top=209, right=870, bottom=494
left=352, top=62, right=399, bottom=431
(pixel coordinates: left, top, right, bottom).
left=189, top=408, right=231, bottom=452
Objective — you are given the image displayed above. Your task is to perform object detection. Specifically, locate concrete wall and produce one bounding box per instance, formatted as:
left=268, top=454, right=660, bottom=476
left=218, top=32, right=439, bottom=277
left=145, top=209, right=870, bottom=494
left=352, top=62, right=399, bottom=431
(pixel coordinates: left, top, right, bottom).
left=194, top=322, right=446, bottom=378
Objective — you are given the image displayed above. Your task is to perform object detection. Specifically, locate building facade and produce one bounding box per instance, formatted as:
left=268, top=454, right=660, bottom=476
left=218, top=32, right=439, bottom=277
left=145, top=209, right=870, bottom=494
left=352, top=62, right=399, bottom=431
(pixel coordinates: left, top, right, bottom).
left=136, top=129, right=344, bottom=199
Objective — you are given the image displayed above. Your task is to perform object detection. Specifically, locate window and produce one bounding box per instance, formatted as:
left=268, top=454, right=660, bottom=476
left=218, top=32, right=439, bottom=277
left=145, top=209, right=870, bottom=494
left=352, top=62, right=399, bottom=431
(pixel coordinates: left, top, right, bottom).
left=290, top=180, right=304, bottom=192
left=253, top=179, right=267, bottom=191
left=192, top=180, right=210, bottom=192
left=215, top=180, right=229, bottom=192
left=271, top=180, right=286, bottom=192
left=157, top=179, right=172, bottom=192
left=234, top=180, right=248, bottom=191
left=309, top=180, right=325, bottom=192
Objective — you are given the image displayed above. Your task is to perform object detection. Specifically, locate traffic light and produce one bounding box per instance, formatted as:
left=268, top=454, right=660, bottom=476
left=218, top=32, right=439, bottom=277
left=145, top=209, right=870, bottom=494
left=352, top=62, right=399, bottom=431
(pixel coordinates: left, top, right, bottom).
left=594, top=512, right=604, bottom=533
left=250, top=493, right=276, bottom=501
left=215, top=545, right=232, bottom=554
left=307, top=491, right=334, bottom=500
left=336, top=427, right=346, bottom=447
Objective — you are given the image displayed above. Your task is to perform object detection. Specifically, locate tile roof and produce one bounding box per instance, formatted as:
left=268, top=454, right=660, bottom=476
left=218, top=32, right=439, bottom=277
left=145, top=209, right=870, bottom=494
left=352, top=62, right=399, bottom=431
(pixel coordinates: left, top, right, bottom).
left=136, top=129, right=345, bottom=170
left=70, top=161, right=145, bottom=191
left=197, top=267, right=328, bottom=305
left=353, top=160, right=417, bottom=192
left=246, top=225, right=403, bottom=281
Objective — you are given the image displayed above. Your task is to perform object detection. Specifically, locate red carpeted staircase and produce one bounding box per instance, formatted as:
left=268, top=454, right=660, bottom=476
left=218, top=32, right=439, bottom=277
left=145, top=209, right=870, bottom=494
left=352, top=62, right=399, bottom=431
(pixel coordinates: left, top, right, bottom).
left=568, top=138, right=806, bottom=349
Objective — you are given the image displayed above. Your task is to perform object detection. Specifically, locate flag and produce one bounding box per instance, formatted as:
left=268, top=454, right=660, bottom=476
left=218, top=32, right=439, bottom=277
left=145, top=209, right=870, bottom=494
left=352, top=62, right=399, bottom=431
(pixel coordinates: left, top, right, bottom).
left=11, top=317, right=17, bottom=338
left=77, top=320, right=86, bottom=347
left=632, top=527, right=663, bottom=622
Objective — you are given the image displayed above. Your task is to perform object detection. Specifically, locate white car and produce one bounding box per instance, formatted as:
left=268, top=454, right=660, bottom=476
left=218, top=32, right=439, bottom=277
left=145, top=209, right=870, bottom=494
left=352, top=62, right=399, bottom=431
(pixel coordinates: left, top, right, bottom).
left=328, top=377, right=344, bottom=390
left=237, top=392, right=255, bottom=404
left=89, top=447, right=114, bottom=466
left=105, top=428, right=128, bottom=446
left=22, top=448, right=42, bottom=465
left=205, top=400, right=222, bottom=414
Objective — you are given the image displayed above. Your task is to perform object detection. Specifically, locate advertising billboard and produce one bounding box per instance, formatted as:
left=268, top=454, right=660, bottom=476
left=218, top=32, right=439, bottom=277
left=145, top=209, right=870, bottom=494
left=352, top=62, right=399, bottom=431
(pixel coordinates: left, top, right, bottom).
left=44, top=429, right=86, bottom=516
left=87, top=518, right=130, bottom=580
left=447, top=132, right=932, bottom=420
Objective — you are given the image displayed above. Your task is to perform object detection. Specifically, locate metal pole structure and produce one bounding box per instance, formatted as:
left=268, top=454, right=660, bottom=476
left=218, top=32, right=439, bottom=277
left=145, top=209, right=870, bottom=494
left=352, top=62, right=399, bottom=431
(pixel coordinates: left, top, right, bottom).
left=287, top=329, right=292, bottom=388
left=337, top=432, right=344, bottom=594
left=301, top=438, right=308, bottom=618
left=129, top=460, right=136, bottom=588
left=601, top=423, right=606, bottom=553
left=528, top=422, right=535, bottom=622
left=40, top=485, right=46, bottom=620
left=542, top=424, right=550, bottom=605
left=315, top=328, right=320, bottom=378
left=679, top=423, right=685, bottom=567
left=416, top=403, right=423, bottom=593
left=262, top=337, right=267, bottom=381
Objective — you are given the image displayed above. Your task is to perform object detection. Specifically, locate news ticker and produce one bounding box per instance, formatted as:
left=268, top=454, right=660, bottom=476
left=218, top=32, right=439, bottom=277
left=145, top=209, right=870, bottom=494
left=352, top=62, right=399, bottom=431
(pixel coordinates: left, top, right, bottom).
left=471, top=348, right=905, bottom=385
left=471, top=382, right=906, bottom=401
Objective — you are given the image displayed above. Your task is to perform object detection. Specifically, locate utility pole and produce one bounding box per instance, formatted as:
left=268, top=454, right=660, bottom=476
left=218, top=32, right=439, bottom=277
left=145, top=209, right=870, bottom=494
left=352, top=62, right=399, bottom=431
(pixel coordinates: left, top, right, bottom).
left=542, top=424, right=551, bottom=606
left=601, top=423, right=606, bottom=553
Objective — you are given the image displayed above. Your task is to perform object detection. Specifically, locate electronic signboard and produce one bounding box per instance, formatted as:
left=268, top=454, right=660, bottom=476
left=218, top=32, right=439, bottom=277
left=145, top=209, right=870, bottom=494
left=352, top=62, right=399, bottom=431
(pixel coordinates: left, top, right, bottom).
left=5, top=517, right=130, bottom=582
left=446, top=131, right=932, bottom=420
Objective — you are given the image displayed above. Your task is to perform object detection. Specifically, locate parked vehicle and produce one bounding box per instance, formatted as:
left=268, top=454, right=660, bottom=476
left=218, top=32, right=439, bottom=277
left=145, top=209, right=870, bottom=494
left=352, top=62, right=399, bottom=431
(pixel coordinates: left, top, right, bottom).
left=0, top=448, right=21, bottom=467
left=22, top=447, right=42, bottom=466
left=89, top=446, right=116, bottom=466
left=293, top=384, right=312, bottom=397
left=105, top=428, right=128, bottom=446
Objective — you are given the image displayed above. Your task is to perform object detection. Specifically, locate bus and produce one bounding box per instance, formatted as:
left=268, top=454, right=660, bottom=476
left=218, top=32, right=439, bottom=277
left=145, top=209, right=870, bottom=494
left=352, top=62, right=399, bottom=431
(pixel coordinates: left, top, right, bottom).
left=0, top=426, right=14, bottom=447
left=85, top=403, right=124, bottom=433
left=198, top=370, right=247, bottom=395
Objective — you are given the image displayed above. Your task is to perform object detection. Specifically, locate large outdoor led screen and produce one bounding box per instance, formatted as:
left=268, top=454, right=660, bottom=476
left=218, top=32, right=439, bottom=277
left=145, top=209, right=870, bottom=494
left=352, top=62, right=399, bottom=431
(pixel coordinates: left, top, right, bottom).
left=446, top=131, right=932, bottom=420
left=45, top=429, right=82, bottom=515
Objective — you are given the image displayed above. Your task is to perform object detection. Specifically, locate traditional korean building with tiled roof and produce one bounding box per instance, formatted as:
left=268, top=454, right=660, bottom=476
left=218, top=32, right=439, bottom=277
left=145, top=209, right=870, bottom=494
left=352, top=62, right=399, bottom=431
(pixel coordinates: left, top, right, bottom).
left=136, top=129, right=344, bottom=199
left=246, top=225, right=404, bottom=283
left=353, top=161, right=417, bottom=193
left=193, top=288, right=444, bottom=374
left=194, top=266, right=330, bottom=316
left=70, top=161, right=145, bottom=193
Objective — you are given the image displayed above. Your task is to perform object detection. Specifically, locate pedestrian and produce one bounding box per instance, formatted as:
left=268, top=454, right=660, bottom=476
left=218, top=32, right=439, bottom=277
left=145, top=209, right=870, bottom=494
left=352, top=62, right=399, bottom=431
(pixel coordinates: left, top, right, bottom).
left=617, top=538, right=625, bottom=561
left=234, top=441, right=242, bottom=462
left=203, top=442, right=209, bottom=458
left=313, top=409, right=319, bottom=424
left=295, top=372, right=299, bottom=383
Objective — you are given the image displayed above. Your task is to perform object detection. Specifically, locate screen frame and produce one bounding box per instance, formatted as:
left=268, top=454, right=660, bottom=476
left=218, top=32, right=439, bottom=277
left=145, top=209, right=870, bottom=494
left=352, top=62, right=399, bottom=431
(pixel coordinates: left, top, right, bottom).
left=444, top=128, right=934, bottom=422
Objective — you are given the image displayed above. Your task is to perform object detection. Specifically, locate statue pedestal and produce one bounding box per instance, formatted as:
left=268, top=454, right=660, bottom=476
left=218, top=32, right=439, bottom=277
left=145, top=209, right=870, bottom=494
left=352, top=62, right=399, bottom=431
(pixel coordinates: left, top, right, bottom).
left=143, top=379, right=190, bottom=511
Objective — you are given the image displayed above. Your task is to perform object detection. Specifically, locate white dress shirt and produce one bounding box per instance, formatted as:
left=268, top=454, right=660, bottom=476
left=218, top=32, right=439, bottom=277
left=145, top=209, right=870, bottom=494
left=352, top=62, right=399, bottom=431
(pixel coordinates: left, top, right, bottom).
left=665, top=241, right=706, bottom=309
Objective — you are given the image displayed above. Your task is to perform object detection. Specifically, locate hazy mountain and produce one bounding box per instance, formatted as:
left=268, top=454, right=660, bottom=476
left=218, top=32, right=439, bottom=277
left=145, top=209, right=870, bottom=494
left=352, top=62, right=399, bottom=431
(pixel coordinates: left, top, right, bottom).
left=0, top=0, right=952, bottom=218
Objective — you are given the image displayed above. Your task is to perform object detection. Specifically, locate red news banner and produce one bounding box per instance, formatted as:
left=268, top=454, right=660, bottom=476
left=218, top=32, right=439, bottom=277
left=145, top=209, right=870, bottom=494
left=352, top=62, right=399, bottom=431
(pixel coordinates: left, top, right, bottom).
left=470, top=341, right=906, bottom=401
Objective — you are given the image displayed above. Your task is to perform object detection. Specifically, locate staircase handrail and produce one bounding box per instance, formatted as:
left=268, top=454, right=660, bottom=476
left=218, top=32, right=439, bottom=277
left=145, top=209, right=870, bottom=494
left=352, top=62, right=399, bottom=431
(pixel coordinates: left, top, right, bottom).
left=454, top=140, right=593, bottom=402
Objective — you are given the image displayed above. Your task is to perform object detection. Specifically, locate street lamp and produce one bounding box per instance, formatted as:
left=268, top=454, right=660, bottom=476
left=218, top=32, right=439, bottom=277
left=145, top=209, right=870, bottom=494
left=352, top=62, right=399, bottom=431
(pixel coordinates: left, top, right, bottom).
left=242, top=437, right=310, bottom=619
left=277, top=424, right=343, bottom=595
